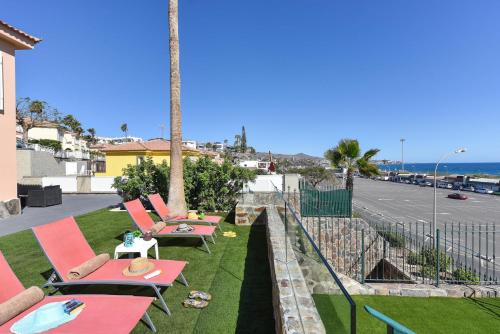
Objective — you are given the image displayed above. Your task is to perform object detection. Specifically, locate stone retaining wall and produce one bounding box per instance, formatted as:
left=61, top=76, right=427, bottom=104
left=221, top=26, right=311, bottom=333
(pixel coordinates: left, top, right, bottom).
left=266, top=204, right=326, bottom=334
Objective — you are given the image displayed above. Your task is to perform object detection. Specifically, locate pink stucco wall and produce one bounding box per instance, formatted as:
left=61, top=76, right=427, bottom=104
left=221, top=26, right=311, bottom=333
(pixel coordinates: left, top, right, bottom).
left=0, top=41, right=17, bottom=202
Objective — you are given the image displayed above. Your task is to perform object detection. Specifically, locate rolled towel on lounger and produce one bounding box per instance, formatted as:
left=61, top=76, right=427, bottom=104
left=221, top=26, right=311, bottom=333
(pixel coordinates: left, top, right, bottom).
left=0, top=286, right=45, bottom=325
left=151, top=222, right=166, bottom=234
left=67, top=253, right=110, bottom=280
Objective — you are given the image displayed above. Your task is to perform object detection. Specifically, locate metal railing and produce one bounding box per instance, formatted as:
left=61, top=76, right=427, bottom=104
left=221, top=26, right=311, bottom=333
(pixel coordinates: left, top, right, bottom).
left=354, top=204, right=499, bottom=286
left=274, top=184, right=356, bottom=334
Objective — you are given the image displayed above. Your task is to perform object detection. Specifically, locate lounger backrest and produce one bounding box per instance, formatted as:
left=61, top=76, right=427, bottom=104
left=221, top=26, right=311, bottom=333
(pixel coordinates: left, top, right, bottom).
left=0, top=252, right=25, bottom=302
left=148, top=194, right=169, bottom=220
left=32, top=217, right=96, bottom=281
left=124, top=199, right=155, bottom=233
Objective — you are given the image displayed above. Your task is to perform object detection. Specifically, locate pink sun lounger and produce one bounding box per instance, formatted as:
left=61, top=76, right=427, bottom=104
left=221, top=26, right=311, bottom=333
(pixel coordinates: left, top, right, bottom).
left=148, top=193, right=223, bottom=231
left=124, top=199, right=216, bottom=254
left=32, top=217, right=188, bottom=316
left=0, top=252, right=157, bottom=333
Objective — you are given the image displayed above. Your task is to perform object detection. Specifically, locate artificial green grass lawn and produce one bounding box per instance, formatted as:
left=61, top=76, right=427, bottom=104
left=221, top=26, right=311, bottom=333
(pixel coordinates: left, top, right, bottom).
left=314, top=294, right=500, bottom=334
left=0, top=209, right=275, bottom=334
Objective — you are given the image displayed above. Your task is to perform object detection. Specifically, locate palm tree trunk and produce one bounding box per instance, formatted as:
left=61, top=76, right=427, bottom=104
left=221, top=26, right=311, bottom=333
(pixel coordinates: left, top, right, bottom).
left=167, top=0, right=187, bottom=216
left=346, top=169, right=354, bottom=191
left=22, top=123, right=30, bottom=143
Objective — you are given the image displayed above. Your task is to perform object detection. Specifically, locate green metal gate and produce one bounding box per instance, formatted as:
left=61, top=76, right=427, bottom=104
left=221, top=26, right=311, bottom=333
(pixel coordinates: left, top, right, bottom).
left=299, top=180, right=352, bottom=217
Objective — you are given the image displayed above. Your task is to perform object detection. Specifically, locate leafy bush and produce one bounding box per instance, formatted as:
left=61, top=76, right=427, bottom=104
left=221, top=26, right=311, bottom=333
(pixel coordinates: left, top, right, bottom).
left=407, top=248, right=451, bottom=273
left=407, top=251, right=424, bottom=265
left=421, top=265, right=438, bottom=279
left=29, top=139, right=62, bottom=151
left=453, top=268, right=480, bottom=285
left=113, top=156, right=256, bottom=211
left=379, top=231, right=406, bottom=248
left=420, top=248, right=451, bottom=271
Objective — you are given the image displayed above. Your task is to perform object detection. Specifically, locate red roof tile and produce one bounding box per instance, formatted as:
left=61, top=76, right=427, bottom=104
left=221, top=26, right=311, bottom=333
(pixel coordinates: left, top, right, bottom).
left=102, top=139, right=198, bottom=152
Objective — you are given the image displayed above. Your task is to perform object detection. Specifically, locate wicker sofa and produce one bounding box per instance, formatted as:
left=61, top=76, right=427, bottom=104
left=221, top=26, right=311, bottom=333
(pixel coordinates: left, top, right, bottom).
left=18, top=184, right=62, bottom=207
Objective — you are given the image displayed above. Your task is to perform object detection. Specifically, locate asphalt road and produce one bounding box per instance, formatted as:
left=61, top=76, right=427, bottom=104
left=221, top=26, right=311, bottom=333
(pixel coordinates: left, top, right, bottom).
left=353, top=177, right=500, bottom=225
left=353, top=177, right=500, bottom=281
left=0, top=194, right=121, bottom=237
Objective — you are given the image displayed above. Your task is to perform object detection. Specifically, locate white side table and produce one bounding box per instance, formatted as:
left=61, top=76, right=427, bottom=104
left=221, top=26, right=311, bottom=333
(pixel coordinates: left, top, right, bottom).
left=114, top=238, right=159, bottom=260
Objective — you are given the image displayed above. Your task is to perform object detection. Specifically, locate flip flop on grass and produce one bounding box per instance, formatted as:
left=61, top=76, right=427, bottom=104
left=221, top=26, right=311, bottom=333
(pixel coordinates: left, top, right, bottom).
left=189, top=290, right=212, bottom=301
left=182, top=298, right=209, bottom=309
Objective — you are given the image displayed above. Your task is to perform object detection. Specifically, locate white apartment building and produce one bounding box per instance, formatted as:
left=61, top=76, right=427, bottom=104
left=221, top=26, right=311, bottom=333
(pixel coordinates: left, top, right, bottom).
left=26, top=121, right=89, bottom=152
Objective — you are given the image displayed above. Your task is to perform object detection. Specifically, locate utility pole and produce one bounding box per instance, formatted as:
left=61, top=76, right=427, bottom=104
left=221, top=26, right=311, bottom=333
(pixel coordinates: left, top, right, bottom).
left=400, top=138, right=405, bottom=172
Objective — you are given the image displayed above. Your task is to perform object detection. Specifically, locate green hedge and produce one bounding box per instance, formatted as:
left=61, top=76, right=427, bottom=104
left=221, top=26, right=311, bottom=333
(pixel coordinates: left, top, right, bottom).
left=113, top=156, right=256, bottom=212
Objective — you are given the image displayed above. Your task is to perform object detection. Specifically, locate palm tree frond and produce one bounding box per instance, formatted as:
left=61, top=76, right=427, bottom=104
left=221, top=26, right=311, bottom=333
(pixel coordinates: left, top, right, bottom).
left=357, top=159, right=380, bottom=177
left=325, top=149, right=344, bottom=167
left=362, top=148, right=380, bottom=161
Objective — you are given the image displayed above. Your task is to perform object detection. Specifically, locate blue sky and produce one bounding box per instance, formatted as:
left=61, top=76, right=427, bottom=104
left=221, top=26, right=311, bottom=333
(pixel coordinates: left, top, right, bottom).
left=4, top=0, right=500, bottom=162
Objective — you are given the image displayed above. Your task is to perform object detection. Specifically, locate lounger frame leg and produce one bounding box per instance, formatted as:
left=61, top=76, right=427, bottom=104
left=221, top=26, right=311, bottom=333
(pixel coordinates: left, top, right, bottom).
left=152, top=285, right=171, bottom=316
left=143, top=312, right=157, bottom=332
left=210, top=234, right=216, bottom=244
left=180, top=272, right=189, bottom=286
left=217, top=223, right=223, bottom=232
left=201, top=236, right=211, bottom=254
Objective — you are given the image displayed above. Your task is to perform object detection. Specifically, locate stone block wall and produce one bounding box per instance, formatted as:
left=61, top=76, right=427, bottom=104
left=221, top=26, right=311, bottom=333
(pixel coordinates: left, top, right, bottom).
left=266, top=204, right=326, bottom=334
left=299, top=216, right=383, bottom=282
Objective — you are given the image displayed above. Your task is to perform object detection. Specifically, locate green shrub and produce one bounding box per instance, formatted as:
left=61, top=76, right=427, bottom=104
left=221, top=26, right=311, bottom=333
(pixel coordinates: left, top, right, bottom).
left=29, top=139, right=62, bottom=151
left=421, top=265, right=437, bottom=278
left=453, top=268, right=480, bottom=285
left=420, top=248, right=452, bottom=271
left=407, top=251, right=424, bottom=265
left=113, top=156, right=256, bottom=211
left=408, top=248, right=451, bottom=273
left=379, top=231, right=406, bottom=248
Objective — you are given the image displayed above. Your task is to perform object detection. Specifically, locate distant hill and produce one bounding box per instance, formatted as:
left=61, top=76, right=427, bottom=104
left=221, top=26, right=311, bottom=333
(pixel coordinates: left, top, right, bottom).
left=254, top=152, right=323, bottom=160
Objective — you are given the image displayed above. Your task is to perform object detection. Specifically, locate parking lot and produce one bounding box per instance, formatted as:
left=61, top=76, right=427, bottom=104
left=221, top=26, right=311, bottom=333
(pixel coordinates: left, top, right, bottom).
left=353, top=177, right=500, bottom=225
left=354, top=177, right=500, bottom=280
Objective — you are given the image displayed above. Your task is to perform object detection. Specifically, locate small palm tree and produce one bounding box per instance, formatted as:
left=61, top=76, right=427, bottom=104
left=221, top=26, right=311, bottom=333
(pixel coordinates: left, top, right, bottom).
left=120, top=123, right=128, bottom=139
left=87, top=128, right=97, bottom=145
left=325, top=139, right=380, bottom=191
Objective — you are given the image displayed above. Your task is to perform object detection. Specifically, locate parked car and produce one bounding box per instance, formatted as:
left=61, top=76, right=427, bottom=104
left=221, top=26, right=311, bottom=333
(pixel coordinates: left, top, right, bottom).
left=475, top=188, right=494, bottom=194
left=448, top=193, right=468, bottom=200
left=462, top=186, right=475, bottom=192
left=437, top=182, right=453, bottom=189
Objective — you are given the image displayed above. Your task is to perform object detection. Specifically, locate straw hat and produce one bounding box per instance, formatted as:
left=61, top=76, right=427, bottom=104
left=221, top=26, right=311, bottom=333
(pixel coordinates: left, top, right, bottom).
left=122, top=257, right=155, bottom=276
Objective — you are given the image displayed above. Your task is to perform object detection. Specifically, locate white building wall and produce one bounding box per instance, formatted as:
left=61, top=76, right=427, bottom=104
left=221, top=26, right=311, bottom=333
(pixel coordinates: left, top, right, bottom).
left=42, top=176, right=78, bottom=192
left=244, top=175, right=283, bottom=192
left=28, top=127, right=60, bottom=141
left=91, top=176, right=117, bottom=193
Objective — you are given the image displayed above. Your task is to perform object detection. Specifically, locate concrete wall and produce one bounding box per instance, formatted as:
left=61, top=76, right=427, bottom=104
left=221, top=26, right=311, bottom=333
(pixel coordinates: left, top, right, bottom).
left=17, top=150, right=66, bottom=180
left=244, top=175, right=283, bottom=192
left=91, top=176, right=116, bottom=193
left=19, top=176, right=117, bottom=194
left=42, top=176, right=78, bottom=192
left=243, top=174, right=301, bottom=193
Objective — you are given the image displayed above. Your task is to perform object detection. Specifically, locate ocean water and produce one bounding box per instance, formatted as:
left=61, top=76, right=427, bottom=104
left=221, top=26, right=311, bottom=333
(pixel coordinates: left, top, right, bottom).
left=379, top=162, right=500, bottom=176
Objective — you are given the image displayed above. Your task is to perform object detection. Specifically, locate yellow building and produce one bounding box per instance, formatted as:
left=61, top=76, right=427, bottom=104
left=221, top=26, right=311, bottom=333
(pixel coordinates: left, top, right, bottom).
left=96, top=138, right=201, bottom=176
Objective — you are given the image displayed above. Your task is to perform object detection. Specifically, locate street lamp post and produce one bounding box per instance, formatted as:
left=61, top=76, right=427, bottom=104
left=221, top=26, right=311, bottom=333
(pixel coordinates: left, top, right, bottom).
left=400, top=138, right=405, bottom=172
left=433, top=148, right=466, bottom=246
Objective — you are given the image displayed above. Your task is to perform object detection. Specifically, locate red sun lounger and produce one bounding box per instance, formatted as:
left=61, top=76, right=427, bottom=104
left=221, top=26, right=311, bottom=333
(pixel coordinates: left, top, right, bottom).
left=0, top=251, right=157, bottom=333
left=124, top=199, right=216, bottom=254
left=148, top=193, right=223, bottom=231
left=32, top=217, right=188, bottom=316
